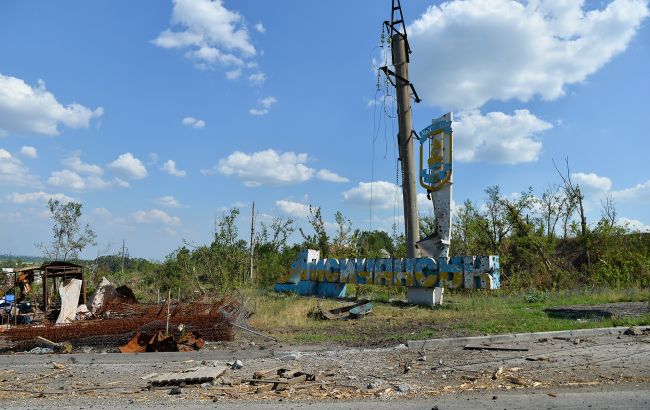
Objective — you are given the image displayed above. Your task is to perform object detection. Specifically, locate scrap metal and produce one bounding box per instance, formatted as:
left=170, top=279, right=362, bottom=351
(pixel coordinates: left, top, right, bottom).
left=0, top=295, right=242, bottom=351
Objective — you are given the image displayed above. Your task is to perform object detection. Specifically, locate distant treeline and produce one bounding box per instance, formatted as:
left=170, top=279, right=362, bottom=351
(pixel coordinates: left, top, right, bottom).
left=4, top=182, right=649, bottom=297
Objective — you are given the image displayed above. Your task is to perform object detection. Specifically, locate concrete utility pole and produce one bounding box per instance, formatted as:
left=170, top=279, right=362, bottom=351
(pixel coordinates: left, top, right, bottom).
left=392, top=33, right=420, bottom=258
left=249, top=201, right=256, bottom=282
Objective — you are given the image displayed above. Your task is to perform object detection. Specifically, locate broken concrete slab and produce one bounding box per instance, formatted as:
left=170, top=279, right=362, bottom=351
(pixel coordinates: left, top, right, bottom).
left=148, top=366, right=227, bottom=386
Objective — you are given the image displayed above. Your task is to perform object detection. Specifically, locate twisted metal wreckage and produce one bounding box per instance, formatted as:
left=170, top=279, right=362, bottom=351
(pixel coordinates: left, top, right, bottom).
left=0, top=265, right=243, bottom=352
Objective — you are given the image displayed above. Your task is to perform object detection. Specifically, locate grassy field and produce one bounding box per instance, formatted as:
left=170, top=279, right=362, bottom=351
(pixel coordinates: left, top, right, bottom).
left=246, top=287, right=650, bottom=346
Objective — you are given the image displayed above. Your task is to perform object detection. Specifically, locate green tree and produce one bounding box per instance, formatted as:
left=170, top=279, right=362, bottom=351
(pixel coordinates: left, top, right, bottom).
left=37, top=199, right=96, bottom=261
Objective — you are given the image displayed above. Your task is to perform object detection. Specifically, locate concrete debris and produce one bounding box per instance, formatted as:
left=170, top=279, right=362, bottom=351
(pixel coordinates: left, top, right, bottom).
left=148, top=366, right=227, bottom=387
left=168, top=386, right=182, bottom=395
left=624, top=326, right=642, bottom=336
left=26, top=347, right=54, bottom=354
left=464, top=344, right=529, bottom=352
left=318, top=300, right=372, bottom=320
left=89, top=277, right=118, bottom=315
left=396, top=383, right=411, bottom=393
left=245, top=367, right=317, bottom=393
left=231, top=359, right=243, bottom=370
left=280, top=354, right=299, bottom=362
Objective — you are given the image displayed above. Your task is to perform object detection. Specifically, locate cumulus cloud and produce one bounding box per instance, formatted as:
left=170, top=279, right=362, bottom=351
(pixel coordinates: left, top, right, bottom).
left=182, top=116, right=205, bottom=128
left=211, top=149, right=314, bottom=187
left=254, top=22, right=265, bottom=33
left=342, top=180, right=431, bottom=211
left=342, top=181, right=401, bottom=210
left=408, top=0, right=649, bottom=110
left=162, top=159, right=187, bottom=177
left=0, top=73, right=103, bottom=136
left=453, top=110, right=553, bottom=164
left=316, top=169, right=349, bottom=183
left=248, top=72, right=266, bottom=86
left=611, top=179, right=650, bottom=203
left=47, top=169, right=113, bottom=191
left=276, top=199, right=311, bottom=218
left=0, top=148, right=39, bottom=186
left=153, top=0, right=262, bottom=79
left=155, top=195, right=185, bottom=208
left=571, top=172, right=613, bottom=193
left=108, top=153, right=148, bottom=179
left=61, top=151, right=103, bottom=175
left=249, top=96, right=277, bottom=116
left=226, top=69, right=242, bottom=80
left=617, top=217, right=650, bottom=232
left=6, top=191, right=73, bottom=204
left=133, top=209, right=180, bottom=225
left=20, top=146, right=37, bottom=158
left=93, top=207, right=127, bottom=225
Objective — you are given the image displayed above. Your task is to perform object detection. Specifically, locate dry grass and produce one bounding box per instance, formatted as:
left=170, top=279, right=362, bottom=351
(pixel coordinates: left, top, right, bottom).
left=244, top=287, right=650, bottom=345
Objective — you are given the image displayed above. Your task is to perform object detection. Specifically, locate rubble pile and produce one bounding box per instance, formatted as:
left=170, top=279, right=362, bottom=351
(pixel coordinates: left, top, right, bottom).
left=0, top=277, right=244, bottom=352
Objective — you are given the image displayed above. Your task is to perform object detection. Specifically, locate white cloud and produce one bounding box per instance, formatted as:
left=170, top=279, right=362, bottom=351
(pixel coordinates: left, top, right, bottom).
left=213, top=149, right=314, bottom=187
left=108, top=153, right=148, bottom=179
left=617, top=217, right=650, bottom=232
left=342, top=181, right=401, bottom=210
left=61, top=151, right=103, bottom=175
left=571, top=172, right=613, bottom=193
left=153, top=0, right=257, bottom=71
left=316, top=169, right=349, bottom=183
left=276, top=199, right=311, bottom=218
left=47, top=169, right=113, bottom=191
left=133, top=209, right=180, bottom=225
left=155, top=195, right=185, bottom=208
left=254, top=22, right=265, bottom=33
left=93, top=207, right=126, bottom=225
left=249, top=96, right=277, bottom=116
left=0, top=148, right=39, bottom=186
left=20, top=146, right=37, bottom=158
left=162, top=159, right=187, bottom=177
left=6, top=191, right=73, bottom=204
left=342, top=180, right=432, bottom=212
left=611, top=179, right=650, bottom=203
left=0, top=73, right=103, bottom=136
left=226, top=69, right=242, bottom=80
left=248, top=72, right=266, bottom=86
left=454, top=110, right=553, bottom=164
left=182, top=116, right=206, bottom=128
left=408, top=0, right=649, bottom=110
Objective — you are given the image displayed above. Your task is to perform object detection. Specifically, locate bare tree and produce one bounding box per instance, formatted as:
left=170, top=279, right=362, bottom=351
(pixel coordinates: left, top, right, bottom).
left=600, top=194, right=617, bottom=227
left=37, top=199, right=97, bottom=262
left=554, top=158, right=591, bottom=268
left=539, top=184, right=565, bottom=238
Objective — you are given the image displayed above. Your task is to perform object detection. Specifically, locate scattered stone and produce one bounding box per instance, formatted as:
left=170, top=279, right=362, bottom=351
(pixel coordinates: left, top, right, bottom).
left=280, top=354, right=298, bottom=362
left=200, top=382, right=210, bottom=388
left=51, top=362, right=66, bottom=369
left=417, top=355, right=427, bottom=362
left=169, top=386, right=182, bottom=395
left=27, top=347, right=54, bottom=354
left=367, top=380, right=383, bottom=390
left=231, top=360, right=243, bottom=370
left=441, top=374, right=447, bottom=379
left=396, top=383, right=411, bottom=393
left=624, top=326, right=642, bottom=336
left=492, top=395, right=498, bottom=400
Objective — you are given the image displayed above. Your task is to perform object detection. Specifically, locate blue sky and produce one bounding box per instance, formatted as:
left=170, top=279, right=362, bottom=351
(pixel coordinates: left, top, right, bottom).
left=1, top=0, right=649, bottom=259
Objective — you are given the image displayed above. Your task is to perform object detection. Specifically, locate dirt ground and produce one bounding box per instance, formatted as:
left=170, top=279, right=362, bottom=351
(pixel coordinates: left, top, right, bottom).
left=0, top=323, right=649, bottom=408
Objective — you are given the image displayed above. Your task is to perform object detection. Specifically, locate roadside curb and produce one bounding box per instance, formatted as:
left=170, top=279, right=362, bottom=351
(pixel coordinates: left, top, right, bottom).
left=407, top=325, right=650, bottom=349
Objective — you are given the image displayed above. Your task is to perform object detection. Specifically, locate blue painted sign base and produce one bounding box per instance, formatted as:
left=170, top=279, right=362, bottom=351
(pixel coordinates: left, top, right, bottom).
left=274, top=281, right=347, bottom=298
